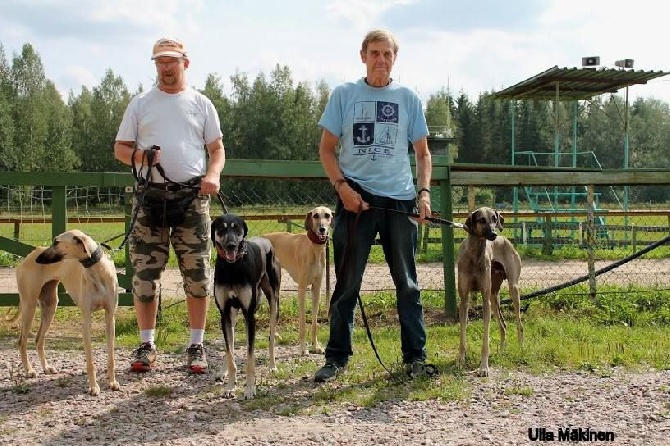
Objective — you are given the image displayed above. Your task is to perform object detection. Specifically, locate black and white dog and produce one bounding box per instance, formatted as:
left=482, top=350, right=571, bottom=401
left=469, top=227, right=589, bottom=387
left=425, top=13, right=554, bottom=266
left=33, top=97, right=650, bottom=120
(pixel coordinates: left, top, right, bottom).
left=211, top=213, right=281, bottom=399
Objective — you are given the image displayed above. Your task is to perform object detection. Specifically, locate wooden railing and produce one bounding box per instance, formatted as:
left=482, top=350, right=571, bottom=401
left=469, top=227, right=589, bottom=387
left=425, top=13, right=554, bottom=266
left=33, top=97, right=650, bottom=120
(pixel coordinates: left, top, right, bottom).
left=0, top=161, right=668, bottom=318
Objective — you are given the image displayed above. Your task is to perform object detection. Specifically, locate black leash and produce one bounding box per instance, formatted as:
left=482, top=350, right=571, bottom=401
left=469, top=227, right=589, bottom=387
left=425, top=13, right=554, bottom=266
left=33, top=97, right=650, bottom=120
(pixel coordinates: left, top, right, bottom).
left=215, top=191, right=229, bottom=214
left=368, top=205, right=464, bottom=229
left=333, top=205, right=439, bottom=379
left=332, top=207, right=393, bottom=376
left=111, top=146, right=230, bottom=249
left=112, top=149, right=156, bottom=251
left=501, top=233, right=670, bottom=305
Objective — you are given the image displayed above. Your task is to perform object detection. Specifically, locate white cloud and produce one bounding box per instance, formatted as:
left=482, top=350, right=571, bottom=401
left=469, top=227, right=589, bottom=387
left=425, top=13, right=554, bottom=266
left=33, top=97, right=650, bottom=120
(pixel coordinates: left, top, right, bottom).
left=1, top=0, right=668, bottom=102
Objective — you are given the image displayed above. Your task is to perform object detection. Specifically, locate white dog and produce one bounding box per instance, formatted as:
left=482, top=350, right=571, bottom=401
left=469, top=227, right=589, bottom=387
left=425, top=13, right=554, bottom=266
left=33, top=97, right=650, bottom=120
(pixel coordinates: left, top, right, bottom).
left=15, top=230, right=119, bottom=395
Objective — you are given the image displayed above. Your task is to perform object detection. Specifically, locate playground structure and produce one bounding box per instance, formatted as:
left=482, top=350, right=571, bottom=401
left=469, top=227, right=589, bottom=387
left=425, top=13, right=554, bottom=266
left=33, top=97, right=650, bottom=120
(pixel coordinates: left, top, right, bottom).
left=490, top=65, right=668, bottom=249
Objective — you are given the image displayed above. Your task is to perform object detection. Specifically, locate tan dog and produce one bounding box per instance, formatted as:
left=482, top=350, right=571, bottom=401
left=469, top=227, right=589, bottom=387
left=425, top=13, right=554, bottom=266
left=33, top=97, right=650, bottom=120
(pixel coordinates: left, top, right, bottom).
left=457, top=207, right=523, bottom=377
left=263, top=206, right=333, bottom=355
left=15, top=230, right=119, bottom=395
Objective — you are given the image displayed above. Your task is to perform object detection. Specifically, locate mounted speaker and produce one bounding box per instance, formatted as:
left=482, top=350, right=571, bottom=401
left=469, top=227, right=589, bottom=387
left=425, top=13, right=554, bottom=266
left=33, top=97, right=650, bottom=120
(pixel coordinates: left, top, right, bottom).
left=581, top=56, right=600, bottom=67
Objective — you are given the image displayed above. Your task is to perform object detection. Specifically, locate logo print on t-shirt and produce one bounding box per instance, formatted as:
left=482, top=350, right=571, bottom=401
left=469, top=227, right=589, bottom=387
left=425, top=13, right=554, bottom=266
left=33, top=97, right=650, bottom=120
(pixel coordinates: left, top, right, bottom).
left=377, top=102, right=398, bottom=123
left=353, top=123, right=373, bottom=145
left=352, top=100, right=399, bottom=160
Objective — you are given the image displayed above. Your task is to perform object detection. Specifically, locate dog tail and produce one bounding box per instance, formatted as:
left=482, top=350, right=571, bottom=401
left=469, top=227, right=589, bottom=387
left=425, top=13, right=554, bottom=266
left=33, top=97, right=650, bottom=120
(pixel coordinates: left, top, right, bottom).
left=4, top=306, right=20, bottom=323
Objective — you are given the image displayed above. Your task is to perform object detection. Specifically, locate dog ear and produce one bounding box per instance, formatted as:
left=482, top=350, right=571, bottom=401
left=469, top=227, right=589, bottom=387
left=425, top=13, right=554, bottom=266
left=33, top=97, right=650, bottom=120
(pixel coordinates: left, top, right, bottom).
left=73, top=235, right=91, bottom=257
left=464, top=212, right=474, bottom=234
left=304, top=212, right=312, bottom=232
left=495, top=211, right=504, bottom=231
left=243, top=219, right=248, bottom=238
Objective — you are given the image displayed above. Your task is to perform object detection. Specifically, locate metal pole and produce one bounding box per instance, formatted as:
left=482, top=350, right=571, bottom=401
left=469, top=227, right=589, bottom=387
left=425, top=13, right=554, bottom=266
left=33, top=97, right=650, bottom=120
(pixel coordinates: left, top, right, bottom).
left=441, top=167, right=457, bottom=320
left=623, top=86, right=630, bottom=240
left=554, top=82, right=560, bottom=209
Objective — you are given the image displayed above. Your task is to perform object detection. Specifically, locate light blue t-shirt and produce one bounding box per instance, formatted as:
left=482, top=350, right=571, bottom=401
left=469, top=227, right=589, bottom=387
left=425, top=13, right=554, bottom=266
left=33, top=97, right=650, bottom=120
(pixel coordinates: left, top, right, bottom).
left=319, top=78, right=429, bottom=200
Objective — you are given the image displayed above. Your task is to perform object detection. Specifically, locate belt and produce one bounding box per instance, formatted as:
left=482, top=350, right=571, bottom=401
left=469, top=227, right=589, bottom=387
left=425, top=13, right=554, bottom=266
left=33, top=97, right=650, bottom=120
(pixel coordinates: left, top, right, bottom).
left=145, top=182, right=191, bottom=192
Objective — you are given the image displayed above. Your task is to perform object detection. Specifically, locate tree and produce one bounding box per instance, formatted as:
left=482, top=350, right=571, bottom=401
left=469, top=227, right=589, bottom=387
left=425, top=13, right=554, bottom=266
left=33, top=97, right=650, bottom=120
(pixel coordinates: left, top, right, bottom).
left=0, top=44, right=15, bottom=171
left=8, top=44, right=47, bottom=171
left=453, top=92, right=479, bottom=163
left=41, top=80, right=76, bottom=172
left=75, top=70, right=131, bottom=172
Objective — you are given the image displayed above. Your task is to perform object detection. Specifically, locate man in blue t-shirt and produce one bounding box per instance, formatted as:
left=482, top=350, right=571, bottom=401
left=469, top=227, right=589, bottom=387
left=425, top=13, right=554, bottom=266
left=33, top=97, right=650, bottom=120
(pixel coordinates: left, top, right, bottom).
left=314, top=29, right=434, bottom=382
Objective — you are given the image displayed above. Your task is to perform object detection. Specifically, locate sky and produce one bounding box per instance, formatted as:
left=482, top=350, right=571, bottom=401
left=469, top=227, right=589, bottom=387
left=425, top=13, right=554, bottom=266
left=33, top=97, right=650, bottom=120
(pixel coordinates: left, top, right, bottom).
left=1, top=0, right=669, bottom=104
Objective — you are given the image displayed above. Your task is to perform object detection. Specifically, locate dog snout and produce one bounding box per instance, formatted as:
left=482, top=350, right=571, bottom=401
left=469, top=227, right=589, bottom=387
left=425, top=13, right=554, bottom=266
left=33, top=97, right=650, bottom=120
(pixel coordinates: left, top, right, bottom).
left=485, top=231, right=498, bottom=241
left=35, top=248, right=64, bottom=264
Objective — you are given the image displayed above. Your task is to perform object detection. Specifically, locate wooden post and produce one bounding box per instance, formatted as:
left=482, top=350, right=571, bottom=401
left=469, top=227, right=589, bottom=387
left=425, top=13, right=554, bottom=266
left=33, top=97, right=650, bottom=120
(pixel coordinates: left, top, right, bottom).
left=441, top=168, right=457, bottom=321
left=467, top=185, right=475, bottom=211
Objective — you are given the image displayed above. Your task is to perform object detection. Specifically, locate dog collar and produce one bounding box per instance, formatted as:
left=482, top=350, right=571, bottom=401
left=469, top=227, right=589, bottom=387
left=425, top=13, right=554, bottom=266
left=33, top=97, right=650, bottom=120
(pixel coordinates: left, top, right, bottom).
left=307, top=230, right=328, bottom=245
left=80, top=245, right=103, bottom=268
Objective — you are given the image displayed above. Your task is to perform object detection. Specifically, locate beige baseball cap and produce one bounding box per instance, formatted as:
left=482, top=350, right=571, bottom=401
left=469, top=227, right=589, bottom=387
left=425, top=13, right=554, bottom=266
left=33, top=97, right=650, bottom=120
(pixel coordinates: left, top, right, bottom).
left=151, top=37, right=187, bottom=60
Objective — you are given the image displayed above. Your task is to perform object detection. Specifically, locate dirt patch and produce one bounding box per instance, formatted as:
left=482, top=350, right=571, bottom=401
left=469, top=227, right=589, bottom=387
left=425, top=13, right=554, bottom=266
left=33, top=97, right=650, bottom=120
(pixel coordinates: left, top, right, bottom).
left=0, top=345, right=668, bottom=445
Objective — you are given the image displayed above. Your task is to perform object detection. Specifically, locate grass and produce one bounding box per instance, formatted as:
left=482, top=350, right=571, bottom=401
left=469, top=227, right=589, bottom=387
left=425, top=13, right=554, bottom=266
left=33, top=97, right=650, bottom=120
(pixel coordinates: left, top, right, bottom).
left=144, top=385, right=174, bottom=397
left=2, top=211, right=668, bottom=268
left=3, top=285, right=670, bottom=410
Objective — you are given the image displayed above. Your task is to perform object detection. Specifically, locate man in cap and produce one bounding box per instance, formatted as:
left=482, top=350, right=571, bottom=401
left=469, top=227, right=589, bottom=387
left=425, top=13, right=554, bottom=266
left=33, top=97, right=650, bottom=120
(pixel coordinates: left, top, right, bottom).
left=114, top=37, right=226, bottom=374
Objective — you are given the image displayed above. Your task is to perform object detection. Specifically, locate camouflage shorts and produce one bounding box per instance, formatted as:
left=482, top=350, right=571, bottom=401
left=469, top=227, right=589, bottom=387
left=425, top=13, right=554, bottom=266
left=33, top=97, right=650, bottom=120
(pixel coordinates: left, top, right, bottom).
left=130, top=187, right=212, bottom=302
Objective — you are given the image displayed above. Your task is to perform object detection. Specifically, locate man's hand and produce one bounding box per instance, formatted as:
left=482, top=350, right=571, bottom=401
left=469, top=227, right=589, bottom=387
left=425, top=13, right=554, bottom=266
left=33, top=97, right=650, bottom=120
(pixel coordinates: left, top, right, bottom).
left=337, top=183, right=369, bottom=213
left=415, top=195, right=432, bottom=224
left=199, top=174, right=220, bottom=195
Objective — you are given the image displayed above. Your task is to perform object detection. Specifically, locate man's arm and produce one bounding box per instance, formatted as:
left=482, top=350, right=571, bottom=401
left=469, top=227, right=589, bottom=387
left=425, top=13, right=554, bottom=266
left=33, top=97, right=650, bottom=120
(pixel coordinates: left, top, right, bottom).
left=201, top=137, right=226, bottom=195
left=413, top=136, right=432, bottom=221
left=114, top=141, right=137, bottom=166
left=114, top=141, right=161, bottom=167
left=319, top=129, right=368, bottom=212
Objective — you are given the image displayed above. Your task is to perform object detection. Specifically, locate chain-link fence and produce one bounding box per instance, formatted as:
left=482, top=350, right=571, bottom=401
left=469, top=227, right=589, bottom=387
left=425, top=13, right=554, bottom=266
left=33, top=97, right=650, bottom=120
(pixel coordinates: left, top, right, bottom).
left=0, top=169, right=668, bottom=311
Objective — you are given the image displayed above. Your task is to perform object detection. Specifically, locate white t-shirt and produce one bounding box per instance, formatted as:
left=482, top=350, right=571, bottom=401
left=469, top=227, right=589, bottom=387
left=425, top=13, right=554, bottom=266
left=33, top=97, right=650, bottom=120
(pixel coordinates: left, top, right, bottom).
left=116, top=86, right=223, bottom=183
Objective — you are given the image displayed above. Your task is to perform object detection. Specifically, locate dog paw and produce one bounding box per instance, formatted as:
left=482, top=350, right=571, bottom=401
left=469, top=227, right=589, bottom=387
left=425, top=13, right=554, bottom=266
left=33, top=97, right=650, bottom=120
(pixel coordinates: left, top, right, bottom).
left=44, top=366, right=57, bottom=375
left=475, top=368, right=489, bottom=377
left=244, top=385, right=256, bottom=400
left=268, top=366, right=278, bottom=374
left=88, top=384, right=101, bottom=396
left=222, top=389, right=236, bottom=399
left=25, top=369, right=37, bottom=378
left=109, top=380, right=120, bottom=391
left=214, top=369, right=229, bottom=382
left=309, top=344, right=324, bottom=355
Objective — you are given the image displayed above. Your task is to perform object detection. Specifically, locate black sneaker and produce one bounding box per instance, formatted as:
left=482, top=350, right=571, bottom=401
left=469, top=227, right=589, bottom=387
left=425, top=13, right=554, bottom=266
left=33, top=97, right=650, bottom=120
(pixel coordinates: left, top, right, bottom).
left=405, top=359, right=438, bottom=379
left=186, top=344, right=208, bottom=374
left=314, top=362, right=344, bottom=382
left=130, top=342, right=157, bottom=373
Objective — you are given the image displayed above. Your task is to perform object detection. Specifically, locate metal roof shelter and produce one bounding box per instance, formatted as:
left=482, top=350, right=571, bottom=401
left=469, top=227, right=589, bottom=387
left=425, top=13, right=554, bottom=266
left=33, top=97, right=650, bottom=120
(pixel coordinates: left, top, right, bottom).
left=489, top=65, right=668, bottom=216
left=490, top=65, right=668, bottom=101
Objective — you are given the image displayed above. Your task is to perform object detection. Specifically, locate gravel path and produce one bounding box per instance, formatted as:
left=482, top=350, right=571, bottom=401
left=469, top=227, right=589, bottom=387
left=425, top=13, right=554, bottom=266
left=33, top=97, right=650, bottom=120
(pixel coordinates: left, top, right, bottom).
left=1, top=344, right=669, bottom=446
left=2, top=259, right=669, bottom=297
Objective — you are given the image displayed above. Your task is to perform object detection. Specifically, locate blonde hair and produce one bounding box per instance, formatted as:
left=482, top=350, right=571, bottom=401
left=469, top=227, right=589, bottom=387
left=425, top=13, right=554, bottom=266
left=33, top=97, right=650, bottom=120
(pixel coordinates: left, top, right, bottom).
left=361, top=29, right=399, bottom=55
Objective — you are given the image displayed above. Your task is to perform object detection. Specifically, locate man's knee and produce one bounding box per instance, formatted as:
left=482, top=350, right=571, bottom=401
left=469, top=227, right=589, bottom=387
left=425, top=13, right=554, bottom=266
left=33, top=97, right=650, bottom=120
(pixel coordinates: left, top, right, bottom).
left=133, top=274, right=161, bottom=303
left=182, top=262, right=211, bottom=298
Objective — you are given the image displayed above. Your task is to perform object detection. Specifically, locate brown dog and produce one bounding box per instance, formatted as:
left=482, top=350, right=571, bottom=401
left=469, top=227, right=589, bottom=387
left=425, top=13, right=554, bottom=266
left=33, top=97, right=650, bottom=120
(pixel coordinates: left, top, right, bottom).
left=262, top=206, right=333, bottom=355
left=457, top=207, right=523, bottom=377
left=15, top=230, right=119, bottom=395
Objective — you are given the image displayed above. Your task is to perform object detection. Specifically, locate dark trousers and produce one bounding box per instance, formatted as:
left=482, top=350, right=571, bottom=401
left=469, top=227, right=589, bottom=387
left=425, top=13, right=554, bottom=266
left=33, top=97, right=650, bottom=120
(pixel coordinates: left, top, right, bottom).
left=324, top=186, right=427, bottom=366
